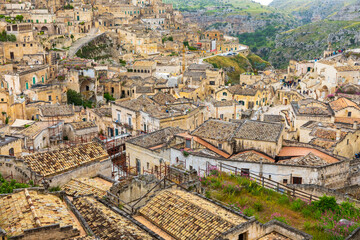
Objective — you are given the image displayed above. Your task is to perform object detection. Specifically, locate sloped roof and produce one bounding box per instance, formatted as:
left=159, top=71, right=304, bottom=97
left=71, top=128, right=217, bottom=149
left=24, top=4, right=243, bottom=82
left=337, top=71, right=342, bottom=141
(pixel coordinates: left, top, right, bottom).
left=127, top=127, right=185, bottom=149
left=61, top=177, right=112, bottom=197
left=22, top=142, right=109, bottom=177
left=191, top=119, right=238, bottom=142
left=330, top=97, right=360, bottom=112
left=73, top=196, right=154, bottom=240
left=0, top=189, right=81, bottom=237
left=138, top=189, right=247, bottom=240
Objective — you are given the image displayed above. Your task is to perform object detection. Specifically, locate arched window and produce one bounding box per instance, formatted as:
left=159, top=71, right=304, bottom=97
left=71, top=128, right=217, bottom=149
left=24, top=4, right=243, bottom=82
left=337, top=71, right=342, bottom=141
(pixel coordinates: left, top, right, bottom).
left=223, top=92, right=227, bottom=96
left=9, top=148, right=14, bottom=156
left=239, top=100, right=245, bottom=106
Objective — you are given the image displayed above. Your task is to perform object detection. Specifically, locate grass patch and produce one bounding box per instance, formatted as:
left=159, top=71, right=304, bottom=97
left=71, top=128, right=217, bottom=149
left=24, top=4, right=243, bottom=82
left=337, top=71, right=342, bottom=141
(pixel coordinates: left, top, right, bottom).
left=200, top=171, right=360, bottom=240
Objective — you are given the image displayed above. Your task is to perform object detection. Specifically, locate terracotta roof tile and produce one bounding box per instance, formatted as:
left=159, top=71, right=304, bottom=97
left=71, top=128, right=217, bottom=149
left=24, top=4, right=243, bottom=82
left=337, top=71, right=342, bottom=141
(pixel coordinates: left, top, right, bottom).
left=22, top=142, right=109, bottom=177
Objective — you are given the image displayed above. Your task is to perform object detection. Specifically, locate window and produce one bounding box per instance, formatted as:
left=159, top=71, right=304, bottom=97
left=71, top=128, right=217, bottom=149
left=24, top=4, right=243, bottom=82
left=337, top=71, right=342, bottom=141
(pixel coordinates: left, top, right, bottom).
left=283, top=179, right=288, bottom=184
left=185, top=139, right=191, bottom=148
left=292, top=177, right=302, bottom=184
left=238, top=232, right=247, bottom=240
left=241, top=168, right=249, bottom=177
left=26, top=82, right=29, bottom=89
left=117, top=111, right=121, bottom=122
left=147, top=162, right=149, bottom=169
left=239, top=100, right=245, bottom=106
left=218, top=143, right=222, bottom=149
left=220, top=114, right=224, bottom=119
left=269, top=175, right=271, bottom=179
left=1, top=99, right=3, bottom=102
left=42, top=76, right=44, bottom=83
left=348, top=112, right=352, bottom=117
left=16, top=44, right=18, bottom=47
left=9, top=148, right=14, bottom=156
left=115, top=128, right=119, bottom=136
left=32, top=77, right=36, bottom=84
left=44, top=19, right=47, bottom=23
left=128, top=115, right=132, bottom=126
left=48, top=95, right=52, bottom=101
left=223, top=92, right=227, bottom=96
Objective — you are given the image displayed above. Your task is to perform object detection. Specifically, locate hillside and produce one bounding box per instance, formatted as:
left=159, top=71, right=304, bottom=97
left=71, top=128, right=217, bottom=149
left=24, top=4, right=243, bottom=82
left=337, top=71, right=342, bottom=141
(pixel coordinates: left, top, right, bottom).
left=166, top=0, right=297, bottom=36
left=267, top=20, right=360, bottom=68
left=269, top=0, right=358, bottom=24
left=204, top=53, right=271, bottom=84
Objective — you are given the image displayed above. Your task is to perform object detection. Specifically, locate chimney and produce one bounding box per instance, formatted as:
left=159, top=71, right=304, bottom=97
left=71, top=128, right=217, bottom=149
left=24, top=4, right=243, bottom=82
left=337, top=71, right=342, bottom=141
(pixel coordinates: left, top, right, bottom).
left=336, top=128, right=341, bottom=141
left=354, top=121, right=358, bottom=130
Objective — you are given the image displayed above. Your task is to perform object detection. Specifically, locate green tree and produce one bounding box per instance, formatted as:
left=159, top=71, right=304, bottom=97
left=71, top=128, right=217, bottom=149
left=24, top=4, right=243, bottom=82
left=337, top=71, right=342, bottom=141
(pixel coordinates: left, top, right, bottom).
left=67, top=89, right=83, bottom=106
left=104, top=92, right=115, bottom=102
left=15, top=15, right=24, bottom=22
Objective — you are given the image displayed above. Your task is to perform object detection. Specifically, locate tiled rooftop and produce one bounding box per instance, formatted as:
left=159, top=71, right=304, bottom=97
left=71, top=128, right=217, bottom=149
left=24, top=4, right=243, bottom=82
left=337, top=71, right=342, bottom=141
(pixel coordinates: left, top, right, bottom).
left=17, top=121, right=53, bottom=138
left=191, top=119, right=238, bottom=141
left=138, top=189, right=247, bottom=240
left=92, top=108, right=112, bottom=118
left=69, top=121, right=97, bottom=130
left=0, top=189, right=81, bottom=237
left=127, top=127, right=185, bottom=149
left=292, top=99, right=333, bottom=116
left=39, top=104, right=74, bottom=117
left=231, top=150, right=275, bottom=163
left=258, top=232, right=290, bottom=240
left=192, top=119, right=283, bottom=143
left=151, top=92, right=176, bottom=105
left=330, top=97, right=360, bottom=112
left=22, top=142, right=109, bottom=177
left=73, top=196, right=154, bottom=240
left=234, top=120, right=284, bottom=143
left=61, top=177, right=112, bottom=197
left=278, top=147, right=339, bottom=164
left=279, top=152, right=329, bottom=166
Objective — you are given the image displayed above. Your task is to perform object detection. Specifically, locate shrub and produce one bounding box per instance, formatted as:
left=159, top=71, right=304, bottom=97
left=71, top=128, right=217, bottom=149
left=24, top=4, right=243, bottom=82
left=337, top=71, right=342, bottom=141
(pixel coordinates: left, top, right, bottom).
left=243, top=207, right=256, bottom=217
left=312, top=195, right=338, bottom=213
left=277, top=194, right=290, bottom=205
left=205, top=191, right=211, bottom=199
left=253, top=202, right=263, bottom=212
left=49, top=186, right=61, bottom=192
left=270, top=212, right=288, bottom=224
left=290, top=199, right=305, bottom=212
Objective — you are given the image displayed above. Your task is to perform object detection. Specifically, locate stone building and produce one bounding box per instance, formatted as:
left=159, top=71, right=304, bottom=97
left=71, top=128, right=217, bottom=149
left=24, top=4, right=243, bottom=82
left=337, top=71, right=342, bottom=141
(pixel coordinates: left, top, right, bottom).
left=0, top=135, right=22, bottom=156
left=4, top=65, right=51, bottom=95
left=330, top=97, right=360, bottom=124
left=191, top=119, right=284, bottom=158
left=111, top=95, right=206, bottom=135
left=20, top=141, right=110, bottom=187
left=64, top=121, right=98, bottom=142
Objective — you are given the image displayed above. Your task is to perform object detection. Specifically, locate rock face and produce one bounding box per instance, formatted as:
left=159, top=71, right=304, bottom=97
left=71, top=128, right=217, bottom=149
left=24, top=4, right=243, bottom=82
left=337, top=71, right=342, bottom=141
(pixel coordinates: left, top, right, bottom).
left=270, top=0, right=354, bottom=24
left=329, top=3, right=360, bottom=21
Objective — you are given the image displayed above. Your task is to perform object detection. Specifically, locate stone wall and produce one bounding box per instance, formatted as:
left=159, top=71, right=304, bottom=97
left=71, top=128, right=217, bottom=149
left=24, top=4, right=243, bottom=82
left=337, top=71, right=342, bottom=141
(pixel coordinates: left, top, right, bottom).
left=46, top=158, right=112, bottom=187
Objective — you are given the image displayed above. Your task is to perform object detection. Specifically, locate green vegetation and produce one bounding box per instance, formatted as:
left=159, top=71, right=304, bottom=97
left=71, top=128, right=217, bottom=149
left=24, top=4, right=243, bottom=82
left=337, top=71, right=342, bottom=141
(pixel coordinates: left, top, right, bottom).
left=15, top=15, right=24, bottom=22
left=204, top=53, right=270, bottom=84
left=267, top=20, right=360, bottom=68
left=49, top=186, right=61, bottom=192
left=201, top=170, right=360, bottom=240
left=0, top=173, right=34, bottom=194
left=104, top=92, right=115, bottom=102
left=0, top=30, right=16, bottom=42
left=119, top=59, right=126, bottom=66
left=64, top=4, right=74, bottom=9
left=162, top=36, right=173, bottom=43
left=67, top=89, right=93, bottom=108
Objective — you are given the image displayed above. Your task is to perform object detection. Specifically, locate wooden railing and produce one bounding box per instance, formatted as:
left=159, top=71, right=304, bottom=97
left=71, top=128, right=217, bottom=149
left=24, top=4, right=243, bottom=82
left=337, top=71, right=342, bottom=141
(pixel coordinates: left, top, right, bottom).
left=216, top=162, right=320, bottom=203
